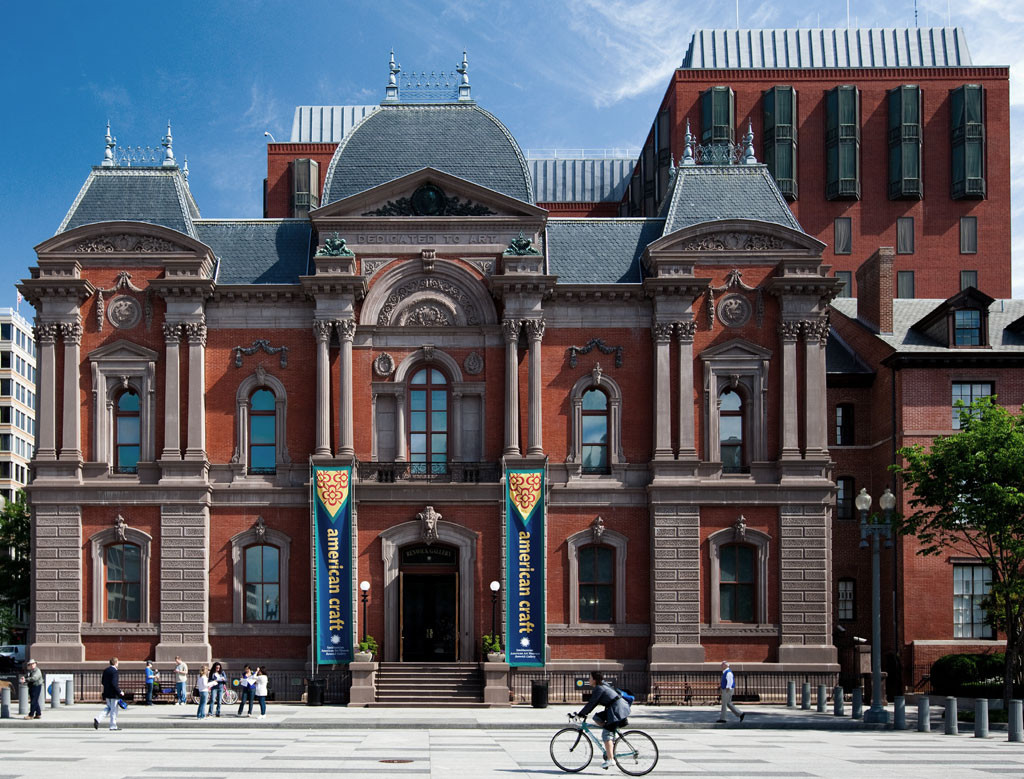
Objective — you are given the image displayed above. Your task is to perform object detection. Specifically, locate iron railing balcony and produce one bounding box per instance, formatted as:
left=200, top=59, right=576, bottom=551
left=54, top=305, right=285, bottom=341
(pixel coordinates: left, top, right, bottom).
left=357, top=461, right=502, bottom=484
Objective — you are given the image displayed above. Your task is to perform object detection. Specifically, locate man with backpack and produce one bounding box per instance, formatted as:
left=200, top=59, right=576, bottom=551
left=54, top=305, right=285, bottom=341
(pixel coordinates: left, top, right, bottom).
left=576, top=671, right=632, bottom=770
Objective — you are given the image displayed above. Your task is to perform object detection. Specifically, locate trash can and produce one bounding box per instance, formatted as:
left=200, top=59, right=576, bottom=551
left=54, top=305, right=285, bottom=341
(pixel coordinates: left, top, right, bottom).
left=306, top=678, right=325, bottom=706
left=531, top=680, right=549, bottom=709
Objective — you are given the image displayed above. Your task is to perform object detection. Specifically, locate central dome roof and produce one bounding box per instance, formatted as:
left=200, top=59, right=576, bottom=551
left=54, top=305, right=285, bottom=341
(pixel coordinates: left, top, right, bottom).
left=321, top=104, right=534, bottom=205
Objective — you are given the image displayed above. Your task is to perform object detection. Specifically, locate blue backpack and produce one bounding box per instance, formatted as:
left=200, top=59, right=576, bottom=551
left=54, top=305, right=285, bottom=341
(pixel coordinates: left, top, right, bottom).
left=613, top=686, right=635, bottom=706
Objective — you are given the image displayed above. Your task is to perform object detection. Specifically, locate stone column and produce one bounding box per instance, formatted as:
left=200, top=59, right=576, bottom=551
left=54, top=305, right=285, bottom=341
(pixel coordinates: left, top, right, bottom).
left=313, top=320, right=333, bottom=457
left=803, top=318, right=830, bottom=457
left=451, top=390, right=463, bottom=461
left=28, top=506, right=84, bottom=662
left=34, top=322, right=59, bottom=461
left=161, top=323, right=182, bottom=460
left=525, top=318, right=545, bottom=456
left=183, top=319, right=207, bottom=461
left=336, top=318, right=356, bottom=457
left=395, top=389, right=408, bottom=462
left=58, top=321, right=82, bottom=461
left=648, top=505, right=704, bottom=665
left=779, top=320, right=801, bottom=459
left=676, top=320, right=697, bottom=459
left=155, top=504, right=212, bottom=664
left=778, top=506, right=836, bottom=664
left=502, top=319, right=522, bottom=457
left=652, top=323, right=674, bottom=460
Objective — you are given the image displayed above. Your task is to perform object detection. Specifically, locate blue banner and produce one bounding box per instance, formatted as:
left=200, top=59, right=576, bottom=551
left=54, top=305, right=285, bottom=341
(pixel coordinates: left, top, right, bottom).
left=506, top=468, right=545, bottom=666
left=312, top=465, right=353, bottom=665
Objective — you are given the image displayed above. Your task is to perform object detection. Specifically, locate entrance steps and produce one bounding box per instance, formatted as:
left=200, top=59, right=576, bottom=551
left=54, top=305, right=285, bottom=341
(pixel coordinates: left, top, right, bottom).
left=371, top=662, right=485, bottom=707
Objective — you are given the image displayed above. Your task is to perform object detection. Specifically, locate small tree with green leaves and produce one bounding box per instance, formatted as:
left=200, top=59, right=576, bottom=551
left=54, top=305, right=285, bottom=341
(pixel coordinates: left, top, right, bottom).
left=0, top=492, right=30, bottom=641
left=894, top=397, right=1024, bottom=705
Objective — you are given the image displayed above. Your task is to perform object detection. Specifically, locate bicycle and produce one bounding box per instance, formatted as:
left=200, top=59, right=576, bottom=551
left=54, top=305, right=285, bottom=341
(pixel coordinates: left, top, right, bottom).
left=550, top=713, right=658, bottom=776
left=189, top=686, right=238, bottom=706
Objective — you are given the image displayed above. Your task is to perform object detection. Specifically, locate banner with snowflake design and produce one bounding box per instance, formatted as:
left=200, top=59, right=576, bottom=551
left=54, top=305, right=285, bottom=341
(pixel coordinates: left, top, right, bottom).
left=506, top=468, right=545, bottom=666
left=312, top=465, right=353, bottom=665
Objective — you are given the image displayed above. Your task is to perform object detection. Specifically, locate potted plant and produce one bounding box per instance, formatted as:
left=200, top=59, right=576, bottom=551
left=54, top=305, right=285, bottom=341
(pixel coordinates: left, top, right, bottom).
left=482, top=633, right=503, bottom=662
left=354, top=634, right=378, bottom=662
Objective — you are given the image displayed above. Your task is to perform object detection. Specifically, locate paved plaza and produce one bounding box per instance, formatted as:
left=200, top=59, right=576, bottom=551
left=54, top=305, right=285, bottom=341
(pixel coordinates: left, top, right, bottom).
left=1, top=704, right=1023, bottom=777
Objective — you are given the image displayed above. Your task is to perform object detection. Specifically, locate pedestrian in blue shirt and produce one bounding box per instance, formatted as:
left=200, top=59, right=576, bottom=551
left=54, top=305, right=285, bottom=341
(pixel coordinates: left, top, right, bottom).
left=144, top=661, right=159, bottom=706
left=717, top=660, right=745, bottom=723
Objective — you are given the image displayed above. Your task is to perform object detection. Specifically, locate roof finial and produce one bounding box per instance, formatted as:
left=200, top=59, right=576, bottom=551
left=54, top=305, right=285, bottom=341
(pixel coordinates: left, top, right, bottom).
left=161, top=121, right=176, bottom=167
left=457, top=50, right=471, bottom=101
left=385, top=49, right=401, bottom=101
left=102, top=121, right=117, bottom=167
left=183, top=156, right=190, bottom=182
left=682, top=119, right=695, bottom=165
left=742, top=119, right=757, bottom=164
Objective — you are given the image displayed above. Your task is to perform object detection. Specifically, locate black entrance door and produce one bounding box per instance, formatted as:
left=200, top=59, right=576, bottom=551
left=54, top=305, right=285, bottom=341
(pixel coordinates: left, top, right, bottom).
left=401, top=572, right=458, bottom=661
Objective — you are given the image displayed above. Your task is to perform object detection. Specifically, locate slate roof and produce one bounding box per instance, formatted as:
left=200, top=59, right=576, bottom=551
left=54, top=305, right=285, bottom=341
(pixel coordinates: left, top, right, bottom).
left=322, top=104, right=533, bottom=205
left=681, top=27, right=972, bottom=69
left=58, top=167, right=199, bottom=237
left=663, top=164, right=802, bottom=234
left=546, top=219, right=665, bottom=284
left=826, top=330, right=874, bottom=376
left=194, top=221, right=312, bottom=285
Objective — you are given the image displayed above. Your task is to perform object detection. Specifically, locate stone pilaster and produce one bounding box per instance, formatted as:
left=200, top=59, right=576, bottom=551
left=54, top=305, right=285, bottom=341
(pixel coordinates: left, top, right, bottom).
left=648, top=505, right=704, bottom=666
left=395, top=388, right=408, bottom=462
left=58, top=321, right=82, bottom=462
left=336, top=318, right=356, bottom=457
left=451, top=390, right=463, bottom=461
left=802, top=318, right=830, bottom=458
left=779, top=320, right=801, bottom=460
left=502, top=319, right=522, bottom=457
left=34, top=322, right=59, bottom=461
left=155, top=504, right=212, bottom=664
left=313, top=320, right=333, bottom=457
left=652, top=323, right=674, bottom=460
left=28, top=505, right=85, bottom=662
left=675, top=320, right=697, bottom=459
left=525, top=318, right=545, bottom=456
left=183, top=319, right=207, bottom=462
left=160, top=323, right=182, bottom=460
left=778, top=506, right=836, bottom=664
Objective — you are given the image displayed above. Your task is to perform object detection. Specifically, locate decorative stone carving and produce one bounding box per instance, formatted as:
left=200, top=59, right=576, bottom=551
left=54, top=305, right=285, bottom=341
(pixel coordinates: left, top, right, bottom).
left=501, top=319, right=522, bottom=343
left=313, top=320, right=333, bottom=342
left=378, top=277, right=480, bottom=326
left=95, top=271, right=150, bottom=332
left=254, top=515, right=267, bottom=545
left=162, top=322, right=182, bottom=343
left=417, top=505, right=442, bottom=545
left=676, top=320, right=697, bottom=341
left=708, top=269, right=764, bottom=329
left=590, top=516, right=605, bottom=544
left=255, top=363, right=268, bottom=386
left=422, top=345, right=435, bottom=362
left=59, top=321, right=83, bottom=344
left=680, top=232, right=788, bottom=252
left=802, top=317, right=830, bottom=344
left=34, top=322, right=59, bottom=344
left=114, top=514, right=127, bottom=542
left=362, top=258, right=392, bottom=279
left=463, top=351, right=483, bottom=375
left=74, top=233, right=184, bottom=253
left=591, top=363, right=604, bottom=386
left=733, top=515, right=748, bottom=542
left=779, top=320, right=802, bottom=341
left=336, top=318, right=357, bottom=342
left=652, top=323, right=674, bottom=342
left=404, top=304, right=453, bottom=327
left=465, top=259, right=495, bottom=277
left=234, top=339, right=289, bottom=369
left=420, top=248, right=436, bottom=272
left=106, top=296, right=142, bottom=330
left=315, top=233, right=354, bottom=257
left=717, top=294, right=752, bottom=328
left=373, top=352, right=396, bottom=377
left=567, top=338, right=624, bottom=368
left=504, top=231, right=541, bottom=256
left=362, top=184, right=496, bottom=217
left=183, top=320, right=207, bottom=346
left=524, top=318, right=546, bottom=341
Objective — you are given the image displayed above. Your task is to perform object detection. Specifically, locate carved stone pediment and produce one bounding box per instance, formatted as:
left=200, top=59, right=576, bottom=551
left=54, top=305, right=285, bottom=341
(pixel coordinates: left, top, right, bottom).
left=74, top=233, right=189, bottom=254
left=678, top=231, right=791, bottom=253
left=377, top=275, right=482, bottom=327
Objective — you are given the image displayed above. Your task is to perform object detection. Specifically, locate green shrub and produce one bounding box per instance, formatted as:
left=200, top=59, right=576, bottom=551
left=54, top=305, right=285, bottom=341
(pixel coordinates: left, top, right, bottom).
left=930, top=654, right=979, bottom=694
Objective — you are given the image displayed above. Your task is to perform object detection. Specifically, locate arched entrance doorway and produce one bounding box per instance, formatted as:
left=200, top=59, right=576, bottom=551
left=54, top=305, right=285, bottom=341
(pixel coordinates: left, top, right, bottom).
left=400, top=543, right=459, bottom=661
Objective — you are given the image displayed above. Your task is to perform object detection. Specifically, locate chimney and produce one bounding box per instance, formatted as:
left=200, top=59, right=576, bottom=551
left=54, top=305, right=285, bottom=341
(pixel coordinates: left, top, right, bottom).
left=854, top=247, right=894, bottom=334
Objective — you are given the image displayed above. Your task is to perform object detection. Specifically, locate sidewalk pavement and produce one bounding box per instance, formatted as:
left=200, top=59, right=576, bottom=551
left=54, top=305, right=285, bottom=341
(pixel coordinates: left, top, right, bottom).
left=0, top=701, right=920, bottom=730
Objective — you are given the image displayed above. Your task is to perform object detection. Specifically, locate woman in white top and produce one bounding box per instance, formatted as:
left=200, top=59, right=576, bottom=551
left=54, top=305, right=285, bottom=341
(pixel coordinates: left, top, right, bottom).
left=236, top=664, right=255, bottom=717
left=253, top=666, right=269, bottom=719
left=196, top=665, right=217, bottom=720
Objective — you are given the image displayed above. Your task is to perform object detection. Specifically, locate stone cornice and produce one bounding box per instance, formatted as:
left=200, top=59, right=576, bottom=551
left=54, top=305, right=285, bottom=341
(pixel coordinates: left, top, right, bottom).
left=209, top=285, right=308, bottom=304
left=147, top=277, right=216, bottom=299
left=18, top=277, right=95, bottom=307
left=642, top=277, right=712, bottom=299
left=299, top=274, right=368, bottom=300
left=765, top=275, right=844, bottom=302
left=548, top=284, right=645, bottom=302
left=490, top=274, right=557, bottom=298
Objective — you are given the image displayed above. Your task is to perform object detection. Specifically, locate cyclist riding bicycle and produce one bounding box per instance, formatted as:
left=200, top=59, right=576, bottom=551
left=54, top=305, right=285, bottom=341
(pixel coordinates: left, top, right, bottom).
left=575, top=671, right=631, bottom=770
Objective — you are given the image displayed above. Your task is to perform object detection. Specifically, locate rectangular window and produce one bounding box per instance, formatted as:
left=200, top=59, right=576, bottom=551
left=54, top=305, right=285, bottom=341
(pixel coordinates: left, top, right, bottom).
left=888, top=85, right=923, bottom=199
left=897, top=217, right=915, bottom=254
left=952, top=381, right=993, bottom=429
left=834, top=217, right=852, bottom=254
left=961, top=270, right=978, bottom=290
left=0, top=324, right=9, bottom=341
left=701, top=86, right=736, bottom=146
left=836, top=404, right=854, bottom=446
left=954, top=309, right=982, bottom=346
left=0, top=380, right=9, bottom=397
left=960, top=216, right=978, bottom=253
left=763, top=86, right=798, bottom=200
left=578, top=545, right=615, bottom=623
left=897, top=271, right=915, bottom=299
left=953, top=564, right=993, bottom=638
left=0, top=408, right=9, bottom=424
left=836, top=477, right=855, bottom=520
left=720, top=544, right=755, bottom=622
left=825, top=85, right=861, bottom=200
left=0, top=352, right=9, bottom=369
left=835, top=271, right=852, bottom=298
left=838, top=579, right=855, bottom=621
left=951, top=85, right=986, bottom=199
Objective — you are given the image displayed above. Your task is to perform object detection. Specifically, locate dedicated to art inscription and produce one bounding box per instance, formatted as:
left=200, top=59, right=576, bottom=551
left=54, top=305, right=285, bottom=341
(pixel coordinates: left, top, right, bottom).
left=355, top=233, right=500, bottom=246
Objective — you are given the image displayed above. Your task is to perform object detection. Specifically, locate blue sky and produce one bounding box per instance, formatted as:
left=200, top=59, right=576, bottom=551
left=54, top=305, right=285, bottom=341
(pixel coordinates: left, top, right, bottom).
left=1, top=0, right=1021, bottom=312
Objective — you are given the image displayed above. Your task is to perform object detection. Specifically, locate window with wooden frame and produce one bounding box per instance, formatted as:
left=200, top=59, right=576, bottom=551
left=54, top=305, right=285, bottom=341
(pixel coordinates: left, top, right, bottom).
left=835, top=403, right=855, bottom=446
left=836, top=476, right=855, bottom=520
left=409, top=368, right=448, bottom=476
left=114, top=389, right=140, bottom=474
left=581, top=388, right=610, bottom=474
left=953, top=309, right=983, bottom=346
left=953, top=564, right=992, bottom=638
left=719, top=543, right=755, bottom=622
left=244, top=544, right=280, bottom=622
left=952, top=381, right=993, bottom=429
left=105, top=542, right=141, bottom=622
left=577, top=544, right=615, bottom=623
left=248, top=388, right=277, bottom=474
left=838, top=578, right=855, bottom=621
left=719, top=388, right=745, bottom=473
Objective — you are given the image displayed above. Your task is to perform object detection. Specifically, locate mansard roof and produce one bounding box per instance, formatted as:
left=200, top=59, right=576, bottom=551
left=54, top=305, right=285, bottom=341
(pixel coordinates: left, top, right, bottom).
left=195, top=220, right=312, bottom=285
left=546, top=218, right=664, bottom=284
left=663, top=165, right=802, bottom=234
left=322, top=104, right=533, bottom=205
left=57, top=167, right=199, bottom=238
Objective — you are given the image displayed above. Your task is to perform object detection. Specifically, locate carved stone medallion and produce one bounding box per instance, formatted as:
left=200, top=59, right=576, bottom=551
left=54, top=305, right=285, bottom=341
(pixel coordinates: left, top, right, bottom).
left=403, top=304, right=453, bottom=327
left=107, top=295, right=142, bottom=330
left=717, top=294, right=752, bottom=328
left=373, top=352, right=396, bottom=378
left=463, top=351, right=483, bottom=375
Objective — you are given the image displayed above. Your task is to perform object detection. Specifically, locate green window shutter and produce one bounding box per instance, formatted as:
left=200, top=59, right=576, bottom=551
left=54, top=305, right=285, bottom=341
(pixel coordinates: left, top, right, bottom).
left=951, top=85, right=986, bottom=199
left=701, top=86, right=735, bottom=146
left=887, top=86, right=923, bottom=199
left=763, top=86, right=798, bottom=200
left=825, top=86, right=861, bottom=200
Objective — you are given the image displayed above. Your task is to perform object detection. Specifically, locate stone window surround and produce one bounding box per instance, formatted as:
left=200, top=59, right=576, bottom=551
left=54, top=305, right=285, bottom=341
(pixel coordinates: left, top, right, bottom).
left=566, top=373, right=626, bottom=475
left=700, top=339, right=770, bottom=467
left=565, top=526, right=628, bottom=626
left=234, top=369, right=291, bottom=475
left=229, top=524, right=291, bottom=626
left=88, top=340, right=158, bottom=470
left=707, top=525, right=770, bottom=627
left=88, top=525, right=152, bottom=625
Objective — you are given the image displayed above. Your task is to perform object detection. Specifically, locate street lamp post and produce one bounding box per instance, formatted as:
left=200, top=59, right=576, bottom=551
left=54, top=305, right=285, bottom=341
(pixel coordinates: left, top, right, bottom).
left=359, top=580, right=370, bottom=643
left=489, top=580, right=501, bottom=644
left=857, top=487, right=894, bottom=725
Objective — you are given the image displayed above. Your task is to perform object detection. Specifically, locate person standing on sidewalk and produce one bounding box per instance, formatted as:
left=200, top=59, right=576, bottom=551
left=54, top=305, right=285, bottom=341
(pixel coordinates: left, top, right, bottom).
left=717, top=660, right=745, bottom=723
left=196, top=665, right=214, bottom=720
left=144, top=661, right=159, bottom=706
left=207, top=661, right=227, bottom=717
left=94, top=657, right=123, bottom=731
left=236, top=664, right=255, bottom=717
left=19, top=659, right=43, bottom=719
left=253, top=666, right=269, bottom=719
left=173, top=656, right=188, bottom=705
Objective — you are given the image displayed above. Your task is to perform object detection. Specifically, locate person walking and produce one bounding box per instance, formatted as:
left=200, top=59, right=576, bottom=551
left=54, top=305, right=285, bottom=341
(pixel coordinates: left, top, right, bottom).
left=19, top=659, right=43, bottom=720
left=196, top=665, right=215, bottom=720
left=236, top=664, right=255, bottom=717
left=575, top=671, right=631, bottom=770
left=143, top=661, right=159, bottom=706
left=252, top=666, right=269, bottom=719
left=94, top=657, right=123, bottom=731
left=717, top=660, right=745, bottom=723
left=173, top=656, right=188, bottom=706
left=207, top=662, right=227, bottom=717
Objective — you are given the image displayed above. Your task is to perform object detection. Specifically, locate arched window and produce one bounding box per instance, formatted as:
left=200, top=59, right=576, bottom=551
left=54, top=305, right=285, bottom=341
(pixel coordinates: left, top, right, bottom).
left=719, top=543, right=755, bottom=622
left=578, top=543, right=615, bottom=622
left=105, top=542, right=141, bottom=622
left=248, top=388, right=276, bottom=474
left=581, top=389, right=609, bottom=474
left=719, top=389, right=744, bottom=473
left=114, top=389, right=141, bottom=473
left=244, top=544, right=280, bottom=622
left=409, top=368, right=448, bottom=476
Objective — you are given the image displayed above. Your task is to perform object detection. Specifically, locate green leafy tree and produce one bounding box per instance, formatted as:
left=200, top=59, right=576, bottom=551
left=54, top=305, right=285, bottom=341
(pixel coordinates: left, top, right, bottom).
left=0, top=492, right=30, bottom=640
left=894, top=397, right=1024, bottom=705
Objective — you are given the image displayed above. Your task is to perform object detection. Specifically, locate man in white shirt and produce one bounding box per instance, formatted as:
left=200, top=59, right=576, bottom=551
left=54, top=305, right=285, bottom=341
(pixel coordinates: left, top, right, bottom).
left=717, top=660, right=745, bottom=723
left=173, top=657, right=188, bottom=705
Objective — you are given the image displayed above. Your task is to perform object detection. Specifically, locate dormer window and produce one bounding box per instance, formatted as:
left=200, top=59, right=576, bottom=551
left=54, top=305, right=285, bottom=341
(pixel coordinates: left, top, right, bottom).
left=954, top=309, right=983, bottom=346
left=910, top=288, right=993, bottom=349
